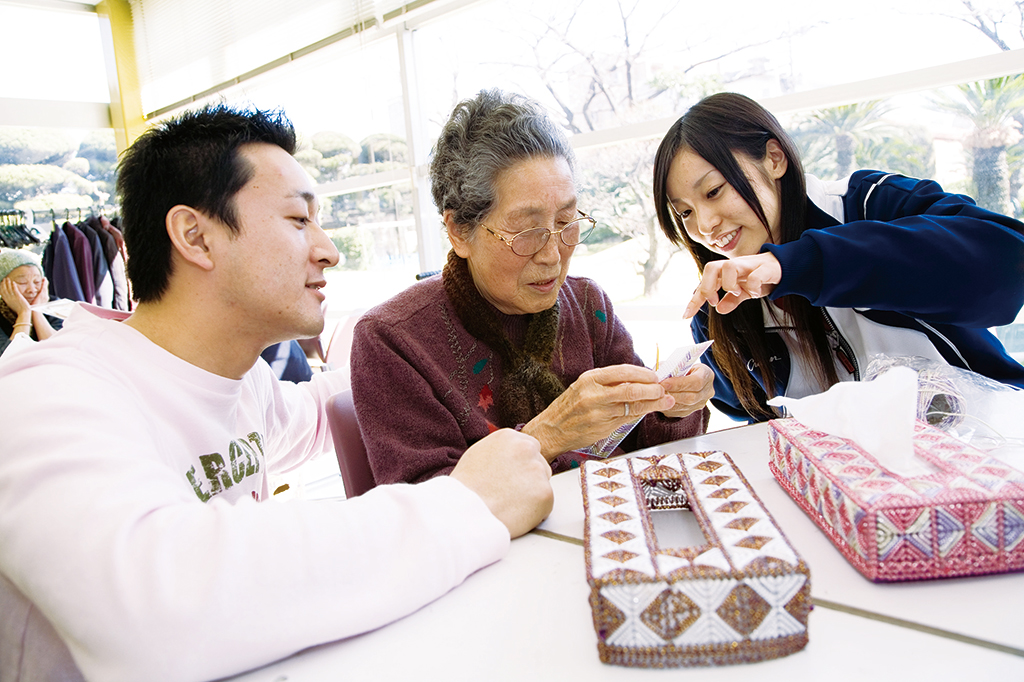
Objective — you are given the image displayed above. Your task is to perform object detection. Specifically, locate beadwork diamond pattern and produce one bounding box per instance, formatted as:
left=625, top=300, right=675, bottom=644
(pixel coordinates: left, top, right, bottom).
left=716, top=583, right=770, bottom=636
left=641, top=589, right=701, bottom=640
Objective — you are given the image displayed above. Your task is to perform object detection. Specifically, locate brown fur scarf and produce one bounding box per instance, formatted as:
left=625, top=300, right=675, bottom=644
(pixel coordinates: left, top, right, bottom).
left=0, top=298, right=17, bottom=327
left=442, top=250, right=565, bottom=426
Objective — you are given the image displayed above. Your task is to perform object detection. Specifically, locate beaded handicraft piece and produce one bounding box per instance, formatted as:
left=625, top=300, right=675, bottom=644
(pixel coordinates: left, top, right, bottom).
left=581, top=452, right=811, bottom=667
left=579, top=341, right=712, bottom=459
left=768, top=418, right=1024, bottom=582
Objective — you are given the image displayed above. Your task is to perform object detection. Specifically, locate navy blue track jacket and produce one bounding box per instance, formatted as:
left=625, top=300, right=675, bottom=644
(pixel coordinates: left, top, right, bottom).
left=692, top=170, right=1024, bottom=422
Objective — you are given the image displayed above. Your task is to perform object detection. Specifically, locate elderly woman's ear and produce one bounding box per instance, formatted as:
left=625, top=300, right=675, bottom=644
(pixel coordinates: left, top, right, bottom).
left=444, top=210, right=473, bottom=257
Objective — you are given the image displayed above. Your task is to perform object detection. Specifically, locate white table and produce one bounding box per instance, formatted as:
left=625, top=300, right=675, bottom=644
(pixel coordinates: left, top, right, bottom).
left=228, top=424, right=1024, bottom=681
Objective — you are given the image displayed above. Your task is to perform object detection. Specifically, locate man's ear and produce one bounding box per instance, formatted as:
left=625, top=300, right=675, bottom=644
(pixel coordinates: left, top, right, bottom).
left=444, top=210, right=472, bottom=259
left=166, top=205, right=216, bottom=271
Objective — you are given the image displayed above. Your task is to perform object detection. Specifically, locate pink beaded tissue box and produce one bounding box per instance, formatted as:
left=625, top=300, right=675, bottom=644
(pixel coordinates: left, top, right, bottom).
left=581, top=452, right=811, bottom=667
left=768, top=418, right=1024, bottom=582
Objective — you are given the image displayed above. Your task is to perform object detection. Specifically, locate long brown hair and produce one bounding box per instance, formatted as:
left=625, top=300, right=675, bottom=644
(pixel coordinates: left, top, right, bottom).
left=653, top=92, right=838, bottom=419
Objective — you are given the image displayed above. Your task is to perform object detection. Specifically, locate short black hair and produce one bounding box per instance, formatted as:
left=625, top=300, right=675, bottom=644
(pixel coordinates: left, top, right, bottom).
left=116, top=104, right=297, bottom=302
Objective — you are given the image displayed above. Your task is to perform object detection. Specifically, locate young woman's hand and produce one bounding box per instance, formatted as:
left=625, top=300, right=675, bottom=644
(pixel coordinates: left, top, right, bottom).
left=684, top=252, right=782, bottom=317
left=659, top=363, right=714, bottom=419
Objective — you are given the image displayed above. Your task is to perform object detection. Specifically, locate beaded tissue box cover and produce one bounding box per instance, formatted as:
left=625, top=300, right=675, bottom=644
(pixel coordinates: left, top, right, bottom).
left=768, top=418, right=1024, bottom=582
left=581, top=452, right=811, bottom=667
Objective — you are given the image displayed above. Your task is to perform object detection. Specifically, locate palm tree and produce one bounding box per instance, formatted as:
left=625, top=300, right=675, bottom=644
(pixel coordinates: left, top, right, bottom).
left=790, top=101, right=896, bottom=179
left=855, top=129, right=936, bottom=182
left=932, top=76, right=1024, bottom=216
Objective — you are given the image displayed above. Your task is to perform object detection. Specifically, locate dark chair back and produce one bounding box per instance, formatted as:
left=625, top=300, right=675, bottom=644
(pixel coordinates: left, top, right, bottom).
left=326, top=389, right=376, bottom=498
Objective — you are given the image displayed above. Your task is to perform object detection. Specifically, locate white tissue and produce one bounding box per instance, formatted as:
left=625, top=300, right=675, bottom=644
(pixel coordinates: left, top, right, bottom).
left=32, top=299, right=76, bottom=319
left=767, top=366, right=934, bottom=478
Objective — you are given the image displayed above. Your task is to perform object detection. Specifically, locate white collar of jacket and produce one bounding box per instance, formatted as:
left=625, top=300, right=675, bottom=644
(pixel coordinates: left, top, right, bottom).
left=804, top=173, right=851, bottom=223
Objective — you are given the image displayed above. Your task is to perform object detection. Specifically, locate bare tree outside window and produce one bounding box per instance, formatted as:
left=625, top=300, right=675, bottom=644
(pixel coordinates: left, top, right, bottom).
left=476, top=0, right=806, bottom=296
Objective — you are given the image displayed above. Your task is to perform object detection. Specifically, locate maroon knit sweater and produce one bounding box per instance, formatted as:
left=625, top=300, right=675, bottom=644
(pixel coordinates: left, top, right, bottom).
left=350, top=274, right=709, bottom=484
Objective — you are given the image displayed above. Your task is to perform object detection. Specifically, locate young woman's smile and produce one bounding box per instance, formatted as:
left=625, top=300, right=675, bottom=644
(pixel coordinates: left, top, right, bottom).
left=665, top=142, right=788, bottom=258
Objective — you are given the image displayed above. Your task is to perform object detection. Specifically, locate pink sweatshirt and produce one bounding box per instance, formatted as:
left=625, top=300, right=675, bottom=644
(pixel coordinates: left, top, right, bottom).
left=0, top=304, right=509, bottom=682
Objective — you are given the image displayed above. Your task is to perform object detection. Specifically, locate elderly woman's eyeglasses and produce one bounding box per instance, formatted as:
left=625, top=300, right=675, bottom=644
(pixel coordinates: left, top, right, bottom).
left=482, top=210, right=597, bottom=257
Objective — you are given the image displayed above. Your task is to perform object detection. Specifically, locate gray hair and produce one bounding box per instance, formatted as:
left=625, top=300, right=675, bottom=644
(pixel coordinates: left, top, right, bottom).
left=430, top=89, right=576, bottom=229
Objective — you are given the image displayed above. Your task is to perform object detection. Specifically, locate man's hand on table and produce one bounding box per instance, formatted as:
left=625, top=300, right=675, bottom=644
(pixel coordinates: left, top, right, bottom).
left=451, top=428, right=554, bottom=538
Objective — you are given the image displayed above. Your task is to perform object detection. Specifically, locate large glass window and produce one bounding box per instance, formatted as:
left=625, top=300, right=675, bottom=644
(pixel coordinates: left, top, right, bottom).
left=0, top=126, right=117, bottom=218
left=129, top=0, right=421, bottom=117
left=0, top=4, right=108, bottom=103
left=180, top=34, right=406, bottom=151
left=0, top=2, right=113, bottom=227
left=5, top=0, right=1024, bottom=377
left=411, top=0, right=1024, bottom=137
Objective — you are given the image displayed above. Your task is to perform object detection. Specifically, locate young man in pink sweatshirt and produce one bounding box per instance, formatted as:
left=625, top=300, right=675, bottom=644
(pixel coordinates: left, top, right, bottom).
left=0, top=104, right=553, bottom=682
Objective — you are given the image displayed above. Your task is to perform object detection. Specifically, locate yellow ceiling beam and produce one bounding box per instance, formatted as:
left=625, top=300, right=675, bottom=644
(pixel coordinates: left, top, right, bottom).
left=95, top=0, right=146, bottom=154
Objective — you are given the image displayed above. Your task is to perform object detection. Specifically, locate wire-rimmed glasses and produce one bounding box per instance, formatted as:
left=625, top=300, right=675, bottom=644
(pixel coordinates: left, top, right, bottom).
left=482, top=210, right=597, bottom=257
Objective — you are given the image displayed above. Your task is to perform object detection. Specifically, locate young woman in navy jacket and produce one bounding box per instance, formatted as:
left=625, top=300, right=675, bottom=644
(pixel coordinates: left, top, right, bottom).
left=653, top=92, right=1024, bottom=422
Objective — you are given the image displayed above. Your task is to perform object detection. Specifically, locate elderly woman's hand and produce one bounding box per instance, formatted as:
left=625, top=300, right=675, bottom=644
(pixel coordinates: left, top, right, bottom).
left=0, top=277, right=30, bottom=316
left=29, top=276, right=49, bottom=307
left=658, top=363, right=714, bottom=419
left=522, top=364, right=675, bottom=460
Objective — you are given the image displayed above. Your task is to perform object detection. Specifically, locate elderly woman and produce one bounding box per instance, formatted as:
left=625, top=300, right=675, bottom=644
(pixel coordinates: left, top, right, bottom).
left=0, top=249, right=60, bottom=356
left=350, top=89, right=714, bottom=484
